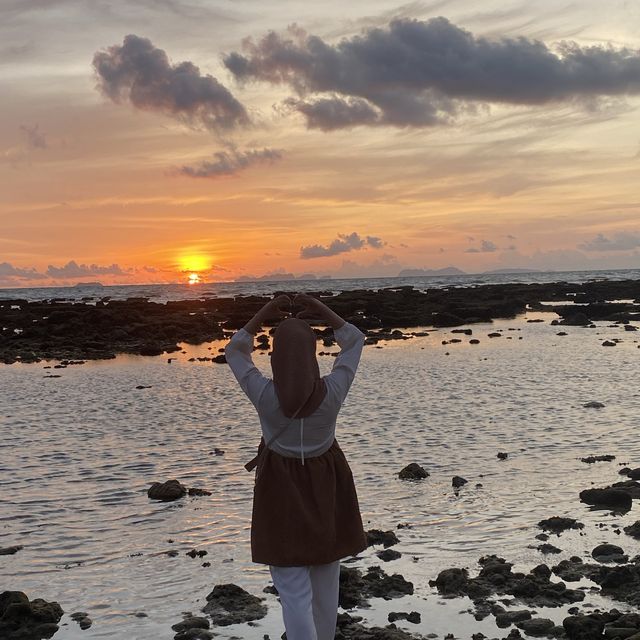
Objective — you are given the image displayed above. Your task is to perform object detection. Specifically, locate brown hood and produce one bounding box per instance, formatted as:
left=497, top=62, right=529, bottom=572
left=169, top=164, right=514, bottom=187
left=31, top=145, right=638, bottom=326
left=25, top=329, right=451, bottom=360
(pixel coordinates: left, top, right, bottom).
left=270, top=318, right=327, bottom=418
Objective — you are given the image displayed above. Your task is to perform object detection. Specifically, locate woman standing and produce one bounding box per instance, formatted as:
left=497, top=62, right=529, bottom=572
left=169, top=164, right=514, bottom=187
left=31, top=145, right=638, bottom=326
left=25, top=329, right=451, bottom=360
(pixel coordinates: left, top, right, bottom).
left=225, top=293, right=367, bottom=640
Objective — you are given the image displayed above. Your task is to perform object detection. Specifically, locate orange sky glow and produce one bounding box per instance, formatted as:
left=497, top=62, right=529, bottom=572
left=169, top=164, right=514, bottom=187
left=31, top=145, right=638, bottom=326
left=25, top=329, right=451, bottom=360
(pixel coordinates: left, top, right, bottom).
left=1, top=0, right=639, bottom=288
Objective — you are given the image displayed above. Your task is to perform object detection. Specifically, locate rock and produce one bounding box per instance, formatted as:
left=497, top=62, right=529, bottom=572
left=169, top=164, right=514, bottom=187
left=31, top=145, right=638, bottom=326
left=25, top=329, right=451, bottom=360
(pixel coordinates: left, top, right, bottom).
left=624, top=468, right=640, bottom=480
left=367, top=529, right=400, bottom=548
left=538, top=517, right=584, bottom=534
left=388, top=611, right=421, bottom=624
left=579, top=488, right=632, bottom=511
left=498, top=452, right=509, bottom=460
left=202, top=584, right=267, bottom=626
left=469, top=339, right=480, bottom=344
left=623, top=521, right=640, bottom=539
left=377, top=549, right=402, bottom=562
left=174, top=629, right=215, bottom=640
left=488, top=332, right=502, bottom=338
left=560, top=313, right=591, bottom=326
left=172, top=616, right=211, bottom=632
left=604, top=627, right=638, bottom=639
left=0, top=546, right=23, bottom=556
left=581, top=455, right=615, bottom=463
left=0, top=591, right=64, bottom=640
left=148, top=479, right=187, bottom=501
left=212, top=354, right=226, bottom=364
left=583, top=401, right=605, bottom=409
left=537, top=543, right=562, bottom=554
left=516, top=617, right=555, bottom=636
left=187, top=487, right=212, bottom=497
left=496, top=610, right=533, bottom=628
left=339, top=565, right=413, bottom=610
left=429, top=568, right=469, bottom=595
left=398, top=463, right=429, bottom=480
left=602, top=341, right=616, bottom=347
left=452, top=476, right=468, bottom=488
left=563, top=614, right=605, bottom=640
left=592, top=543, right=627, bottom=563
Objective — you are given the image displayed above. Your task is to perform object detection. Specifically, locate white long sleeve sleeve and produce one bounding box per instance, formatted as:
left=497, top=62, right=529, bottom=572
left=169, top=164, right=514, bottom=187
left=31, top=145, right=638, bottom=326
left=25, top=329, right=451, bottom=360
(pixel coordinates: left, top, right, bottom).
left=324, top=322, right=365, bottom=404
left=225, top=328, right=270, bottom=410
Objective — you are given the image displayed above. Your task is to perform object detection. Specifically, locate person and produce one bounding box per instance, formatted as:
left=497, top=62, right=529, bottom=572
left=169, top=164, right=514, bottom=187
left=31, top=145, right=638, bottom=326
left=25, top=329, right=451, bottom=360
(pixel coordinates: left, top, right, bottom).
left=225, top=292, right=367, bottom=640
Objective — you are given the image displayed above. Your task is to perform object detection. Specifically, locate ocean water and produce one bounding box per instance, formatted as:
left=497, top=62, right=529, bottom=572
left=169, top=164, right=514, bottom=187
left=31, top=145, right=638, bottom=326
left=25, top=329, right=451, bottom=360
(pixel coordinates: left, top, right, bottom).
left=2, top=268, right=640, bottom=303
left=1, top=304, right=640, bottom=639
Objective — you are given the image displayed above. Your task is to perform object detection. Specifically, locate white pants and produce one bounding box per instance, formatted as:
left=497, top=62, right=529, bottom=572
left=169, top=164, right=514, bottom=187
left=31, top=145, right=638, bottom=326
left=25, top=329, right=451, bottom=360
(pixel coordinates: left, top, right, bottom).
left=269, top=560, right=341, bottom=640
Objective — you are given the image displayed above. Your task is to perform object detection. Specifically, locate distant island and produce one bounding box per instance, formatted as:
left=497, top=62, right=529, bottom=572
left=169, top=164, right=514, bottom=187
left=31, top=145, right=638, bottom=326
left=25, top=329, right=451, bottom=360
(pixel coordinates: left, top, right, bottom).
left=397, top=267, right=466, bottom=277
left=72, top=282, right=105, bottom=288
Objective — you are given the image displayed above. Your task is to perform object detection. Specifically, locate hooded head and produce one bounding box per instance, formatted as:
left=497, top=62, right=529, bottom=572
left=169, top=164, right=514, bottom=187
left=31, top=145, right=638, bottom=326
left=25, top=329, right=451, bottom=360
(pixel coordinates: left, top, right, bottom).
left=271, top=318, right=327, bottom=418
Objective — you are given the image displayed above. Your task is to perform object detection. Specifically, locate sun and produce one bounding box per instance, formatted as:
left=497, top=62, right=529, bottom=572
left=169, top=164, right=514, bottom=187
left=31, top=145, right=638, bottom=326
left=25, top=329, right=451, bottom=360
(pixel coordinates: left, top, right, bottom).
left=188, top=272, right=201, bottom=285
left=178, top=253, right=210, bottom=273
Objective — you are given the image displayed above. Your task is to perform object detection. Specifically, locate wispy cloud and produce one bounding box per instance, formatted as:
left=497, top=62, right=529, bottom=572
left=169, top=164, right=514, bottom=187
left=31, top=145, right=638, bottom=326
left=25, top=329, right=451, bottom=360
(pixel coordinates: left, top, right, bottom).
left=579, top=231, right=640, bottom=252
left=300, top=232, right=384, bottom=258
left=465, top=239, right=498, bottom=253
left=45, top=260, right=131, bottom=278
left=93, top=34, right=249, bottom=132
left=179, top=146, right=282, bottom=178
left=225, top=17, right=640, bottom=129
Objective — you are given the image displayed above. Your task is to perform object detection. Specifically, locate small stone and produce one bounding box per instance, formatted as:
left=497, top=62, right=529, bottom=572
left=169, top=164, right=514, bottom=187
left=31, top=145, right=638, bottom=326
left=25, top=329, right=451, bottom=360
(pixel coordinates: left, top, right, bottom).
left=452, top=476, right=468, bottom=488
left=583, top=401, right=605, bottom=408
left=398, top=463, right=429, bottom=480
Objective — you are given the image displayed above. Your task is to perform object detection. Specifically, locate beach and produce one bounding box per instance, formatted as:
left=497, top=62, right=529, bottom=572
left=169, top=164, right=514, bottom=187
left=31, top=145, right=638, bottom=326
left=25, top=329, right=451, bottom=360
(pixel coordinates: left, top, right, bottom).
left=1, top=275, right=640, bottom=639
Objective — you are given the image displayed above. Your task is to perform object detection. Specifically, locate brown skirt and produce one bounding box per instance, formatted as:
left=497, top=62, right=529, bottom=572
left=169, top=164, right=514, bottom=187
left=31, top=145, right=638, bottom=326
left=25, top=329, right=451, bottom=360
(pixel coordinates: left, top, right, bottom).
left=251, top=439, right=367, bottom=566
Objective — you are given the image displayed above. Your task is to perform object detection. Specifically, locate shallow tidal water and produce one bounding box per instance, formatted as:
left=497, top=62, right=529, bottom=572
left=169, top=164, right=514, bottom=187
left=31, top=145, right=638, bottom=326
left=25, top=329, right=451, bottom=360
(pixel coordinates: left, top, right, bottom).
left=1, top=311, right=640, bottom=639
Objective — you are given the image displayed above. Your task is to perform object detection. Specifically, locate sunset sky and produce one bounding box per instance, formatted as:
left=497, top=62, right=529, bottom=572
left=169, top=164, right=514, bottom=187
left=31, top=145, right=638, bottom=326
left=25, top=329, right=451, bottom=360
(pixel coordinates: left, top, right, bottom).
left=1, top=0, right=639, bottom=287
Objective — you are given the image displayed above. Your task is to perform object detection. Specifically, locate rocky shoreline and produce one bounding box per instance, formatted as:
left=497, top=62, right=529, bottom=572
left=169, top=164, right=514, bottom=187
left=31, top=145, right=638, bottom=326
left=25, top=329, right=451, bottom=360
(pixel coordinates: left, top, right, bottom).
left=1, top=279, right=639, bottom=363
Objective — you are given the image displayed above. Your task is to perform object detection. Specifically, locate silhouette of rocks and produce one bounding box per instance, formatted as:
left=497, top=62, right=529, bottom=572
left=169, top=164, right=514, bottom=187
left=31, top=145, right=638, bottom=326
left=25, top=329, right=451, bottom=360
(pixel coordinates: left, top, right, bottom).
left=623, top=521, right=640, bottom=539
left=538, top=517, right=584, bottom=534
left=202, top=584, right=267, bottom=626
left=579, top=488, right=633, bottom=511
left=0, top=546, right=23, bottom=556
left=430, top=555, right=585, bottom=607
left=377, top=549, right=402, bottom=562
left=591, top=543, right=627, bottom=563
left=0, top=591, right=64, bottom=640
left=452, top=476, right=468, bottom=488
left=336, top=612, right=424, bottom=639
left=398, top=464, right=429, bottom=480
left=388, top=611, right=421, bottom=624
left=367, top=529, right=400, bottom=548
left=339, top=565, right=413, bottom=609
left=581, top=455, right=615, bottom=463
left=147, top=479, right=187, bottom=501
left=4, top=278, right=639, bottom=362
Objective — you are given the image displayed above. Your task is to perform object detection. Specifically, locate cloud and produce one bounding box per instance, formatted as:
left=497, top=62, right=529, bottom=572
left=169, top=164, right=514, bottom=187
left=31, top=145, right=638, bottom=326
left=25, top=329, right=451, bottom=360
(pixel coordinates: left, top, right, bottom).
left=224, top=17, right=640, bottom=129
left=300, top=232, right=384, bottom=259
left=45, top=260, right=130, bottom=278
left=465, top=239, right=498, bottom=253
left=0, top=262, right=47, bottom=279
left=93, top=34, right=248, bottom=132
left=579, top=231, right=640, bottom=252
left=179, top=146, right=282, bottom=178
left=20, top=124, right=47, bottom=149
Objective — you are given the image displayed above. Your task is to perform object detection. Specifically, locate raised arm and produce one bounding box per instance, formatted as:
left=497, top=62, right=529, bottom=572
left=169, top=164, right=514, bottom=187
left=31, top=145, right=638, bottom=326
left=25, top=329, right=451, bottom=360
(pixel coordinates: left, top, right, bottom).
left=294, top=294, right=365, bottom=403
left=225, top=295, right=291, bottom=408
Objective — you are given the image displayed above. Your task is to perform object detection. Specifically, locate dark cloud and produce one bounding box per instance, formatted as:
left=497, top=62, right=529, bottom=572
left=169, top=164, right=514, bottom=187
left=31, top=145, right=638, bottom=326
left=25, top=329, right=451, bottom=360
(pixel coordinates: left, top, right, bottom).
left=465, top=239, right=498, bottom=253
left=300, top=232, right=384, bottom=259
left=20, top=124, right=47, bottom=149
left=579, top=232, right=640, bottom=252
left=224, top=17, right=640, bottom=129
left=0, top=262, right=46, bottom=279
left=179, top=147, right=281, bottom=178
left=46, top=260, right=129, bottom=278
left=93, top=34, right=248, bottom=132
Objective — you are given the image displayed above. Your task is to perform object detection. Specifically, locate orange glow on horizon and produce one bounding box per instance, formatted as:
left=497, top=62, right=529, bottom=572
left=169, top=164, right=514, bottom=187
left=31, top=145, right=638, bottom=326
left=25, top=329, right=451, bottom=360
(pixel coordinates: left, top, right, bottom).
left=187, top=272, right=200, bottom=285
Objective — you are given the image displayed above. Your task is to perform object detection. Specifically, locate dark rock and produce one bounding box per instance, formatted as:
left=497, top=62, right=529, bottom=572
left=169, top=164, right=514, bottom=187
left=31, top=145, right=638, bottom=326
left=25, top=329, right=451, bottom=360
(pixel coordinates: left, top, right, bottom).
left=429, top=568, right=469, bottom=595
left=488, top=332, right=502, bottom=338
left=0, top=591, right=64, bottom=640
left=496, top=610, right=533, bottom=628
left=202, top=584, right=267, bottom=626
left=187, top=487, right=212, bottom=497
left=367, top=529, right=400, bottom=548
left=498, top=452, right=509, bottom=460
left=537, top=544, right=562, bottom=554
left=591, top=544, right=627, bottom=563
left=583, top=401, right=605, bottom=409
left=603, top=627, right=638, bottom=639
left=624, top=468, right=640, bottom=480
left=398, top=463, right=429, bottom=480
left=452, top=476, right=468, bottom=488
left=148, top=479, right=187, bottom=501
left=563, top=614, right=605, bottom=640
left=579, top=488, right=632, bottom=511
left=538, top=517, right=584, bottom=534
left=172, top=616, right=211, bottom=632
left=388, top=611, right=421, bottom=624
left=560, top=313, right=591, bottom=326
left=516, top=618, right=555, bottom=636
left=623, top=521, right=640, bottom=539
left=602, top=341, right=616, bottom=347
left=581, top=455, right=615, bottom=463
left=377, top=549, right=402, bottom=562
left=339, top=565, right=413, bottom=609
left=0, top=546, right=23, bottom=556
